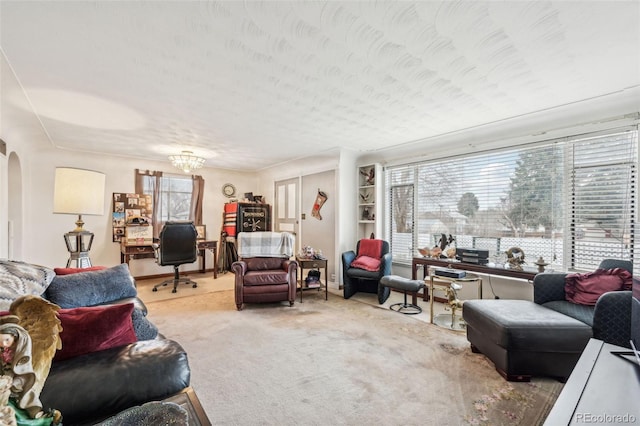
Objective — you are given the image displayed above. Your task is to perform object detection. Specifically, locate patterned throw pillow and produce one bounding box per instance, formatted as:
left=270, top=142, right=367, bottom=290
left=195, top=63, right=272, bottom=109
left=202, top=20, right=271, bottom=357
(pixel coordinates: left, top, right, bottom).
left=0, top=260, right=55, bottom=311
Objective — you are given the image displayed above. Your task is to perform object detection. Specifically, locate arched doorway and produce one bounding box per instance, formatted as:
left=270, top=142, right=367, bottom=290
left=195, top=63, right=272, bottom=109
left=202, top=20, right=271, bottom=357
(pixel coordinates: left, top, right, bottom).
left=7, top=152, right=23, bottom=259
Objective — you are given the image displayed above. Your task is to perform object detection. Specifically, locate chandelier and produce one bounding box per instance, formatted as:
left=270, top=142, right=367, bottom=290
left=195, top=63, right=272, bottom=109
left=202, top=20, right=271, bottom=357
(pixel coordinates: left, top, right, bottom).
left=169, top=151, right=205, bottom=173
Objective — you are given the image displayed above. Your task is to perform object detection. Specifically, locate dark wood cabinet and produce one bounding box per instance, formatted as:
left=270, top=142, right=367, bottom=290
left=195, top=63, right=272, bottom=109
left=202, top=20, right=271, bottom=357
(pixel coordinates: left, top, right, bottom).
left=237, top=203, right=271, bottom=233
left=223, top=202, right=272, bottom=236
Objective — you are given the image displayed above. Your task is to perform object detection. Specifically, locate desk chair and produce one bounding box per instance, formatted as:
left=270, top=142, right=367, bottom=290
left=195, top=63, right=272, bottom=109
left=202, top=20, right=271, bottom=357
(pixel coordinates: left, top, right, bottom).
left=153, top=221, right=198, bottom=293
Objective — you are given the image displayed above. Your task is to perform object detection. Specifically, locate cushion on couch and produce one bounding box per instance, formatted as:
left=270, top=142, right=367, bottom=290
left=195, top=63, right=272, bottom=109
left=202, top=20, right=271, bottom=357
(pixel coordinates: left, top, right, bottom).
left=350, top=255, right=381, bottom=272
left=54, top=303, right=138, bottom=361
left=42, top=339, right=191, bottom=425
left=244, top=257, right=286, bottom=271
left=46, top=263, right=137, bottom=308
left=565, top=268, right=633, bottom=306
left=0, top=260, right=55, bottom=311
left=131, top=307, right=159, bottom=340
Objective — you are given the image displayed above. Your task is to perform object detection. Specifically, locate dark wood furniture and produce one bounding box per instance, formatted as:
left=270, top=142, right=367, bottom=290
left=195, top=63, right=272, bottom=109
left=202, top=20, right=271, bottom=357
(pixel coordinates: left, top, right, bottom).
left=197, top=240, right=218, bottom=279
left=296, top=256, right=328, bottom=302
left=120, top=240, right=218, bottom=279
left=412, top=257, right=536, bottom=303
left=544, top=339, right=640, bottom=425
left=163, top=387, right=212, bottom=426
left=412, top=257, right=537, bottom=281
left=120, top=240, right=155, bottom=264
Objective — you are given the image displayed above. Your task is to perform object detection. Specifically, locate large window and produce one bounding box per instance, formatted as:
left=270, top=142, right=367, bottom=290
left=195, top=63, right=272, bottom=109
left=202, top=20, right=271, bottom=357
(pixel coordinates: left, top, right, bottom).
left=149, top=175, right=193, bottom=222
left=386, top=126, right=638, bottom=274
left=135, top=169, right=204, bottom=237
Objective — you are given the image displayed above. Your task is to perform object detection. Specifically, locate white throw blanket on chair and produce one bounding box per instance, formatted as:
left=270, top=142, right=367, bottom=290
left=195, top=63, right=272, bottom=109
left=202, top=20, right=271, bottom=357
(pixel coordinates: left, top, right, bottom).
left=237, top=231, right=295, bottom=258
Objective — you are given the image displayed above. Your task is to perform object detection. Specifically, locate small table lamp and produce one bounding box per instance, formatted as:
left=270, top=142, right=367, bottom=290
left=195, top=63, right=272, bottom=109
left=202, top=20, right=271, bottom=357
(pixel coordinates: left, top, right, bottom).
left=53, top=167, right=106, bottom=268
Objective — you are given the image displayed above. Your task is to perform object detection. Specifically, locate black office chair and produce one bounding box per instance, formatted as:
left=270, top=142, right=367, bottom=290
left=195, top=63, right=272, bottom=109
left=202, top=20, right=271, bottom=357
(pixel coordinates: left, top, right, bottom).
left=152, top=221, right=198, bottom=293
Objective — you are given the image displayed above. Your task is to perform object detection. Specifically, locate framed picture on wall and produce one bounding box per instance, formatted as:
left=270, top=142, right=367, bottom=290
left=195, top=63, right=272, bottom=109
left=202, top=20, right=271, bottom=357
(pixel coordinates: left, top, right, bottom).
left=195, top=225, right=206, bottom=240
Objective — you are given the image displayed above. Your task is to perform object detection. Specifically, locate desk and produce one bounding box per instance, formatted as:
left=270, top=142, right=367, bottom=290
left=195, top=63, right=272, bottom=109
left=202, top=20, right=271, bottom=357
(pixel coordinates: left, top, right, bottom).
left=412, top=257, right=537, bottom=282
left=296, top=256, right=328, bottom=302
left=120, top=240, right=218, bottom=279
left=120, top=240, right=155, bottom=264
left=197, top=240, right=218, bottom=279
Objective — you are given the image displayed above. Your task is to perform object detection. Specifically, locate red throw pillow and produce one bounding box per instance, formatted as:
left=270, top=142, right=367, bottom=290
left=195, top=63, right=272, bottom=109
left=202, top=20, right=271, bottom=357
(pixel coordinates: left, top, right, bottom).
left=357, top=239, right=383, bottom=258
left=350, top=255, right=381, bottom=272
left=565, top=268, right=633, bottom=306
left=54, top=266, right=107, bottom=275
left=54, top=303, right=137, bottom=361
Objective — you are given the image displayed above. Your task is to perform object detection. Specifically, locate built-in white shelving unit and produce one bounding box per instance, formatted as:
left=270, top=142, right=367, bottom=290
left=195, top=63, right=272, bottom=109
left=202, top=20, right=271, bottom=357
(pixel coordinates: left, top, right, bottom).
left=357, top=163, right=382, bottom=240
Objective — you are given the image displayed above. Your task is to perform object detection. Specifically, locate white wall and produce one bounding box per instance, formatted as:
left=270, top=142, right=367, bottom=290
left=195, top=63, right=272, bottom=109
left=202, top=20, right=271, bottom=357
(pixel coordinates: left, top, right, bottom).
left=3, top=141, right=257, bottom=273
left=300, top=170, right=336, bottom=285
left=0, top=148, right=6, bottom=259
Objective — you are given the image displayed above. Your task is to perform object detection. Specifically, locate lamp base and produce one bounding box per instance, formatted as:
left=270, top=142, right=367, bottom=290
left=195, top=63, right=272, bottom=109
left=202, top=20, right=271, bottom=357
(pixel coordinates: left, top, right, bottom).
left=64, top=231, right=94, bottom=268
left=72, top=214, right=85, bottom=232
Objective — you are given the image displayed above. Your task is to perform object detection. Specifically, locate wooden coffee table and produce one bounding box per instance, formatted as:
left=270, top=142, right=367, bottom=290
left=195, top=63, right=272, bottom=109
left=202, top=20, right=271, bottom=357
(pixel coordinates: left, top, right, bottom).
left=163, top=387, right=212, bottom=426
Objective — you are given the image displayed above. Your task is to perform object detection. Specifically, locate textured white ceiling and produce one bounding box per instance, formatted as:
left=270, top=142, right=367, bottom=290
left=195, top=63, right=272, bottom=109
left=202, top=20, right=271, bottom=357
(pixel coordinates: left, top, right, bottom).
left=1, top=1, right=639, bottom=171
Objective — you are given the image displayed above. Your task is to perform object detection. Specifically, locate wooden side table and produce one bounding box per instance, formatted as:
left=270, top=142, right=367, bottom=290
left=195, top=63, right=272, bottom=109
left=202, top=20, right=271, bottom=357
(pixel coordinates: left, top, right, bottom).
left=295, top=256, right=328, bottom=302
left=197, top=240, right=218, bottom=279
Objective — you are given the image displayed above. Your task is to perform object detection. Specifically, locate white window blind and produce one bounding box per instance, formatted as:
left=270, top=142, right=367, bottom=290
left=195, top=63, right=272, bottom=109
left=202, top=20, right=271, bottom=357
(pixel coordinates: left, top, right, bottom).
left=569, top=129, right=637, bottom=271
left=386, top=126, right=637, bottom=274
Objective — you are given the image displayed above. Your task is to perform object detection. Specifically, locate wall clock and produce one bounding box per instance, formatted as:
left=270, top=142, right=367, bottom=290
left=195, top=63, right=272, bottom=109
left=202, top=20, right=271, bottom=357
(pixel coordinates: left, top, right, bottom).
left=222, top=183, right=236, bottom=198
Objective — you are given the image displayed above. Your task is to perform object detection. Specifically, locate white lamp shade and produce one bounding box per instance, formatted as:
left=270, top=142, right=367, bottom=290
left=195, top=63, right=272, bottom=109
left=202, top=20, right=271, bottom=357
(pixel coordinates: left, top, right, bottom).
left=53, top=167, right=106, bottom=215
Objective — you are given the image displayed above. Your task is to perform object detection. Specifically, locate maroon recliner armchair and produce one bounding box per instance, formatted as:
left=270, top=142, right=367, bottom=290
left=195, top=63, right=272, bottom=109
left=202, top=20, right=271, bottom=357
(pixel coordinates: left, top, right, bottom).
left=231, top=231, right=297, bottom=310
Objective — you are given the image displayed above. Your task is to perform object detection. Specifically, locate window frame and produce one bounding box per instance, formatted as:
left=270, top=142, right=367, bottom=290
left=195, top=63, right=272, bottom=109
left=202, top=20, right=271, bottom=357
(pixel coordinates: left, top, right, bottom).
left=385, top=126, right=638, bottom=275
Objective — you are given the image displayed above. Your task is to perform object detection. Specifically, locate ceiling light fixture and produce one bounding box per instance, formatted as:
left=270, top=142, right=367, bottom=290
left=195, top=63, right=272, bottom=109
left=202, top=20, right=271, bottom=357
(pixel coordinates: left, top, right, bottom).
left=169, top=150, right=205, bottom=173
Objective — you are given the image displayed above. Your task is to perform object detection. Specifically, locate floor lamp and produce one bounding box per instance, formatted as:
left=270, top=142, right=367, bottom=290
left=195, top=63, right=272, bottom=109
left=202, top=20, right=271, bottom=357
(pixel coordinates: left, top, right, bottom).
left=53, top=167, right=106, bottom=268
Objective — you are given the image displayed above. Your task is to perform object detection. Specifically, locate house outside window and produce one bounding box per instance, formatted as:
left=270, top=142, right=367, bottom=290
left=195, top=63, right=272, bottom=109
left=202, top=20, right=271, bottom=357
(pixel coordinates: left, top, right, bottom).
left=142, top=174, right=193, bottom=222
left=386, top=126, right=638, bottom=275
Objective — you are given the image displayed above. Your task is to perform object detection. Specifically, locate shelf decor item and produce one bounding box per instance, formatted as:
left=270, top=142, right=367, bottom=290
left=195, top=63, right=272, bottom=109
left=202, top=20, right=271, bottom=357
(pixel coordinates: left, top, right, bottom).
left=357, top=163, right=382, bottom=240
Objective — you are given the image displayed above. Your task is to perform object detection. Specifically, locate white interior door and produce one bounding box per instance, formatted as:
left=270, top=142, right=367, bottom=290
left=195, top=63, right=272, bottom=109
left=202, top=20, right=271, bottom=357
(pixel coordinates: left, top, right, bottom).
left=274, top=178, right=299, bottom=249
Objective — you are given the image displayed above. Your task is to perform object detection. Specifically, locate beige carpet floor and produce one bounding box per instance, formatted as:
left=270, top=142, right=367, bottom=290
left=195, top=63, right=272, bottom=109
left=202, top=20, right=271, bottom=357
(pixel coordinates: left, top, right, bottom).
left=137, top=272, right=452, bottom=323
left=139, top=274, right=563, bottom=426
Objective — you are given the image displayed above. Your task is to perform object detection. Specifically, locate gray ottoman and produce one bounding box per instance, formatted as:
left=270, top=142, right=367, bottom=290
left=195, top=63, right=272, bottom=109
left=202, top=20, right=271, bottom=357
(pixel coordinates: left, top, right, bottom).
left=379, top=275, right=425, bottom=315
left=463, top=299, right=592, bottom=381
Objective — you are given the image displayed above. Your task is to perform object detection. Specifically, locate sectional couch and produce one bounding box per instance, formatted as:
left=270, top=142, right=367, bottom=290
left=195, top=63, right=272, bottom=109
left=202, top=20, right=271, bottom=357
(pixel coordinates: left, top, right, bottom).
left=0, top=260, right=191, bottom=425
left=463, top=259, right=633, bottom=381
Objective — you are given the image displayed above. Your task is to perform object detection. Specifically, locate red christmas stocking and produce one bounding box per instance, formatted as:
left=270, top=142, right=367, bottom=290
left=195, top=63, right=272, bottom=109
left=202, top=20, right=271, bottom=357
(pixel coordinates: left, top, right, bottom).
left=311, top=190, right=328, bottom=220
